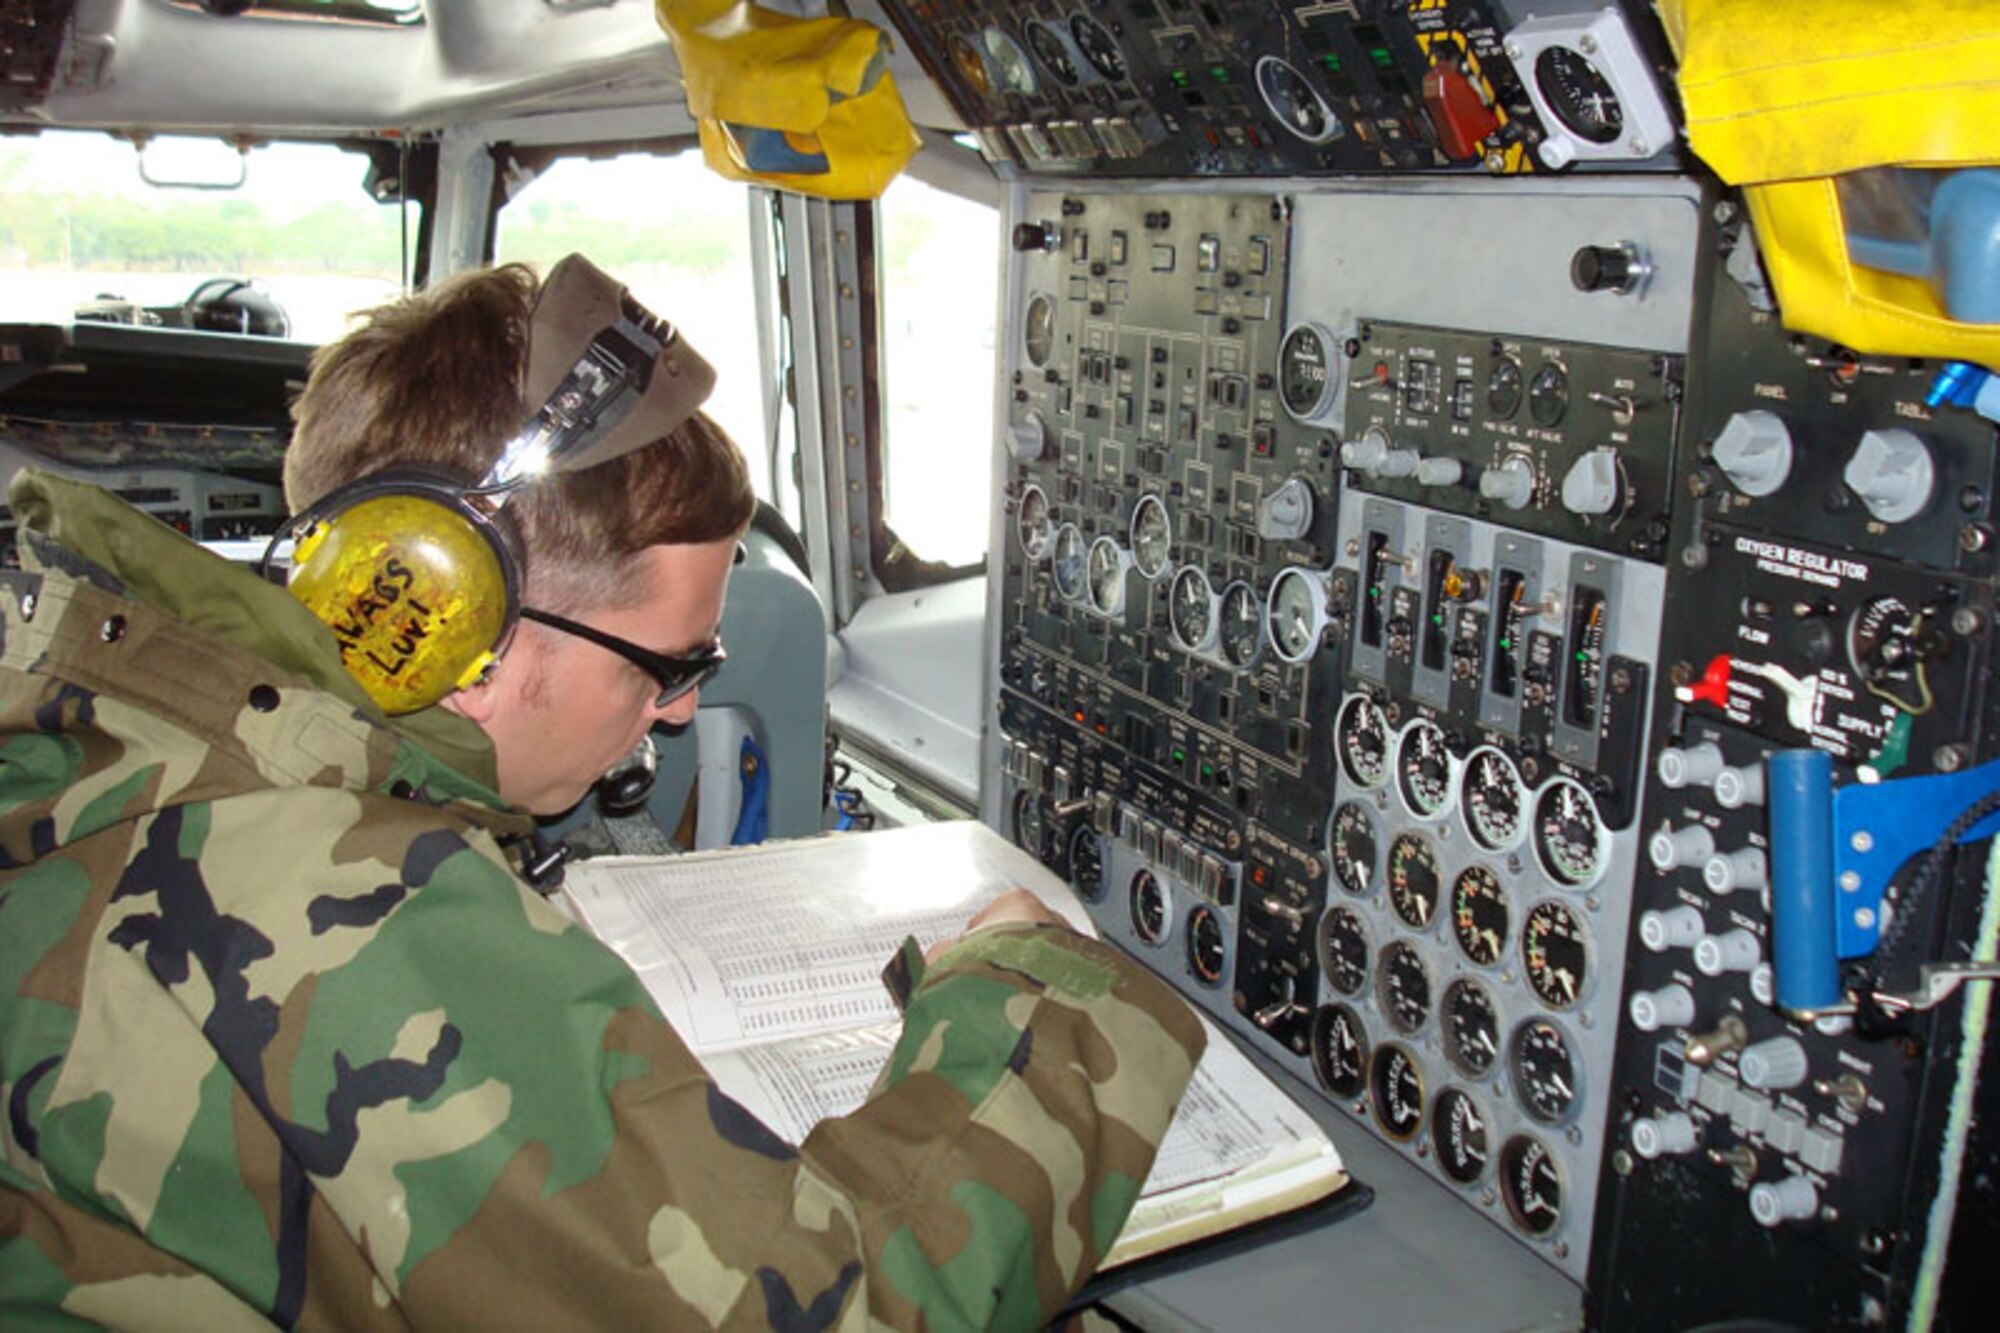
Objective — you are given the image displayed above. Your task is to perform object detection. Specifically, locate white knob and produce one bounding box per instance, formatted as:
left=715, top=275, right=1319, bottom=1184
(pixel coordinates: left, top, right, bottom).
left=1631, top=1111, right=1698, bottom=1159
left=1657, top=743, right=1725, bottom=789
left=1258, top=476, right=1315, bottom=540
left=1008, top=414, right=1048, bottom=461
left=1712, top=410, right=1795, bottom=497
left=1695, top=928, right=1762, bottom=976
left=1749, top=1175, right=1819, bottom=1227
left=1843, top=428, right=1935, bottom=524
left=1340, top=429, right=1391, bottom=472
left=1703, top=847, right=1769, bottom=895
left=1478, top=457, right=1536, bottom=510
left=1649, top=822, right=1716, bottom=871
left=1630, top=984, right=1697, bottom=1032
left=1416, top=456, right=1465, bottom=487
left=1560, top=447, right=1623, bottom=515
left=1714, top=764, right=1766, bottom=809
left=1739, top=1036, right=1809, bottom=1091
left=1640, top=905, right=1706, bottom=952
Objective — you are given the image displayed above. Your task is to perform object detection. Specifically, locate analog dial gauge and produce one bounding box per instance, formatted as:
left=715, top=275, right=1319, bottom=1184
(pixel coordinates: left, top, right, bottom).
left=1370, top=1043, right=1426, bottom=1141
left=1278, top=321, right=1341, bottom=422
left=1129, top=868, right=1169, bottom=945
left=1256, top=55, right=1341, bottom=144
left=1311, top=1004, right=1369, bottom=1099
left=1023, top=292, right=1056, bottom=368
left=1317, top=903, right=1371, bottom=996
left=1443, top=977, right=1502, bottom=1078
left=1534, top=777, right=1610, bottom=889
left=1329, top=800, right=1379, bottom=897
left=1433, top=1088, right=1492, bottom=1186
left=1450, top=864, right=1510, bottom=967
left=1500, top=1134, right=1565, bottom=1237
left=1070, top=13, right=1126, bottom=80
left=1129, top=494, right=1172, bottom=579
left=1487, top=355, right=1524, bottom=418
left=1068, top=824, right=1104, bottom=903
left=1510, top=1019, right=1581, bottom=1126
left=1218, top=581, right=1263, bottom=669
left=1528, top=360, right=1568, bottom=428
left=983, top=26, right=1037, bottom=94
left=1086, top=536, right=1126, bottom=616
left=1168, top=566, right=1217, bottom=652
left=1377, top=939, right=1432, bottom=1035
left=1396, top=718, right=1455, bottom=819
left=1016, top=484, right=1052, bottom=561
left=1268, top=566, right=1328, bottom=664
left=1522, top=899, right=1590, bottom=1010
left=1027, top=21, right=1079, bottom=86
left=1050, top=523, right=1087, bottom=602
left=1011, top=789, right=1048, bottom=861
left=1536, top=45, right=1623, bottom=144
left=1462, top=746, right=1528, bottom=851
left=1187, top=905, right=1226, bottom=985
left=1386, top=831, right=1441, bottom=930
left=1335, top=694, right=1390, bottom=789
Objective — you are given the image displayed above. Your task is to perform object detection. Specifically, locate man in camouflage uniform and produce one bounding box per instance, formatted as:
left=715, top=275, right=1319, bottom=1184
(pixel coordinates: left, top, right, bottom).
left=0, top=262, right=1204, bottom=1328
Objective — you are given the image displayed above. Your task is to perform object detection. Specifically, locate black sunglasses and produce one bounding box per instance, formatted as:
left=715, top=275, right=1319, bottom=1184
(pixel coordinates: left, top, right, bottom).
left=520, top=607, right=725, bottom=709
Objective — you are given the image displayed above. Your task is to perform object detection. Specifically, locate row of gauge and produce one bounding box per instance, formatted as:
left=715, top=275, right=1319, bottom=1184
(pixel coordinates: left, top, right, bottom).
left=1017, top=482, right=1336, bottom=663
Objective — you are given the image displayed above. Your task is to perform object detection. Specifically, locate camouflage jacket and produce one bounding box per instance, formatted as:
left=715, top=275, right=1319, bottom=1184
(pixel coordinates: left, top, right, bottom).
left=0, top=472, right=1205, bottom=1330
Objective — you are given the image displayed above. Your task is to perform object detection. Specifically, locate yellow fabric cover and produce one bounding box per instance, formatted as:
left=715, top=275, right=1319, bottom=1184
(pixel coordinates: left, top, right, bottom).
left=1663, top=0, right=2000, bottom=359
left=656, top=0, right=921, bottom=200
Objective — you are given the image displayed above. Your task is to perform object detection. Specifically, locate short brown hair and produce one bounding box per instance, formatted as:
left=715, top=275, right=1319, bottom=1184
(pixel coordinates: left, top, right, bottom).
left=284, top=263, right=755, bottom=612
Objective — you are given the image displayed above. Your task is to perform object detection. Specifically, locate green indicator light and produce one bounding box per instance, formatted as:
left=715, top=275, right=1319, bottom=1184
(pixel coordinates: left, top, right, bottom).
left=1431, top=614, right=1443, bottom=626
left=1211, top=66, right=1230, bottom=83
left=1201, top=763, right=1215, bottom=779
left=1172, top=747, right=1187, bottom=764
left=1499, top=637, right=1512, bottom=650
left=1171, top=69, right=1190, bottom=87
left=1368, top=46, right=1395, bottom=70
left=1322, top=54, right=1344, bottom=72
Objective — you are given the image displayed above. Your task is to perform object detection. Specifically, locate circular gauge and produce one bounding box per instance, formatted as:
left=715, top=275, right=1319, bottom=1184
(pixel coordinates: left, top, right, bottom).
left=1510, top=1018, right=1581, bottom=1126
left=1087, top=536, right=1126, bottom=616
left=1317, top=903, right=1371, bottom=996
left=1011, top=789, right=1049, bottom=861
left=1433, top=1088, right=1492, bottom=1186
left=1218, top=581, right=1263, bottom=669
left=1268, top=567, right=1327, bottom=664
left=1068, top=823, right=1104, bottom=903
left=1385, top=832, right=1441, bottom=931
left=1168, top=566, right=1217, bottom=652
left=1534, top=777, right=1610, bottom=889
left=1130, top=868, right=1169, bottom=945
left=1328, top=800, right=1379, bottom=897
left=948, top=34, right=993, bottom=95
left=1130, top=494, right=1172, bottom=580
left=1443, top=977, right=1502, bottom=1078
left=1335, top=694, right=1391, bottom=790
left=1311, top=1004, right=1369, bottom=1099
left=1396, top=718, right=1455, bottom=819
left=1461, top=747, right=1528, bottom=852
left=1528, top=361, right=1568, bottom=428
left=1847, top=595, right=1933, bottom=709
left=1522, top=900, right=1590, bottom=1011
left=1278, top=322, right=1341, bottom=422
left=1070, top=13, right=1125, bottom=81
left=983, top=26, right=1037, bottom=94
left=1016, top=483, right=1052, bottom=561
left=1488, top=356, right=1524, bottom=418
left=1535, top=46, right=1624, bottom=145
left=1377, top=940, right=1432, bottom=1035
left=1370, top=1043, right=1426, bottom=1141
left=1187, top=905, right=1226, bottom=985
left=1255, top=55, right=1341, bottom=144
left=1027, top=22, right=1080, bottom=86
left=1500, top=1134, right=1565, bottom=1237
left=1024, top=292, right=1056, bottom=368
left=1051, top=523, right=1087, bottom=601
left=1450, top=864, right=1510, bottom=968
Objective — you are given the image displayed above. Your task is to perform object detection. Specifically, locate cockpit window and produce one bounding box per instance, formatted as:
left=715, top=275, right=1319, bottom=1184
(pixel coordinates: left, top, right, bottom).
left=1, top=130, right=411, bottom=344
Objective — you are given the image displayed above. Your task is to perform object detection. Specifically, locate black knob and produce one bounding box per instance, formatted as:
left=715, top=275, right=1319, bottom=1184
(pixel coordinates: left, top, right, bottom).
left=1011, top=221, right=1058, bottom=253
left=1571, top=244, right=1641, bottom=294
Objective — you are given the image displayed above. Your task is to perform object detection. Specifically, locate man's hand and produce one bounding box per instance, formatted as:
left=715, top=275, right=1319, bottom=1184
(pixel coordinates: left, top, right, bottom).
left=926, top=887, right=1070, bottom=962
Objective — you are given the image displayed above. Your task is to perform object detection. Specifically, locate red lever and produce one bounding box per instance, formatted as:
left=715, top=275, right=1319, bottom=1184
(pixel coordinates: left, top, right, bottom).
left=1678, top=653, right=1734, bottom=709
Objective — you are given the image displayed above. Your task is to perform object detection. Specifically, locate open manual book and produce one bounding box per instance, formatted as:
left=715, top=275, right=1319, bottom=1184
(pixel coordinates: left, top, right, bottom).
left=562, top=819, right=1353, bottom=1271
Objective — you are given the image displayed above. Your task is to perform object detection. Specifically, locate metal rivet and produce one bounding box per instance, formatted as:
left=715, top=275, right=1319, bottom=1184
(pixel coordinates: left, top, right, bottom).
left=19, top=592, right=34, bottom=621
left=100, top=615, right=126, bottom=643
left=247, top=684, right=281, bottom=712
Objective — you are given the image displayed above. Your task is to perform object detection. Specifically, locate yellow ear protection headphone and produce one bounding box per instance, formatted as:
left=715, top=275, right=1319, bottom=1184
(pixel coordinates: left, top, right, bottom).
left=273, top=254, right=717, bottom=715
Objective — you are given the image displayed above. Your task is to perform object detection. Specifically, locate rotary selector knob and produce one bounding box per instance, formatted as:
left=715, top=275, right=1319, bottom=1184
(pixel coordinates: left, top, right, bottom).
left=1749, top=1175, right=1820, bottom=1228
left=1714, top=763, right=1766, bottom=809
left=1008, top=414, right=1048, bottom=462
left=1342, top=428, right=1419, bottom=478
left=1639, top=905, right=1706, bottom=952
left=1703, top=847, right=1769, bottom=896
left=1695, top=928, right=1762, bottom=976
left=1561, top=447, right=1624, bottom=515
left=1657, top=742, right=1725, bottom=789
left=1416, top=456, right=1465, bottom=487
left=1843, top=428, right=1935, bottom=523
left=1571, top=242, right=1651, bottom=295
left=1257, top=476, right=1316, bottom=541
left=1630, top=1111, right=1698, bottom=1159
left=1649, top=822, right=1716, bottom=871
left=1739, top=1036, right=1809, bottom=1091
left=1712, top=410, right=1795, bottom=497
left=1011, top=221, right=1060, bottom=252
left=1630, top=983, right=1697, bottom=1032
left=1478, top=456, right=1536, bottom=510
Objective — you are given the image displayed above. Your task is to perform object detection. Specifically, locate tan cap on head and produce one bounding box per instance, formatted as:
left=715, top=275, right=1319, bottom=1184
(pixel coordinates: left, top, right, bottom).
left=519, top=253, right=717, bottom=476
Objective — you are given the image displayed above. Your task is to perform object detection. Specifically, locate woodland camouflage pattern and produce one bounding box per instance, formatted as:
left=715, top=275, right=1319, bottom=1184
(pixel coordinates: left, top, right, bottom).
left=0, top=472, right=1205, bottom=1329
